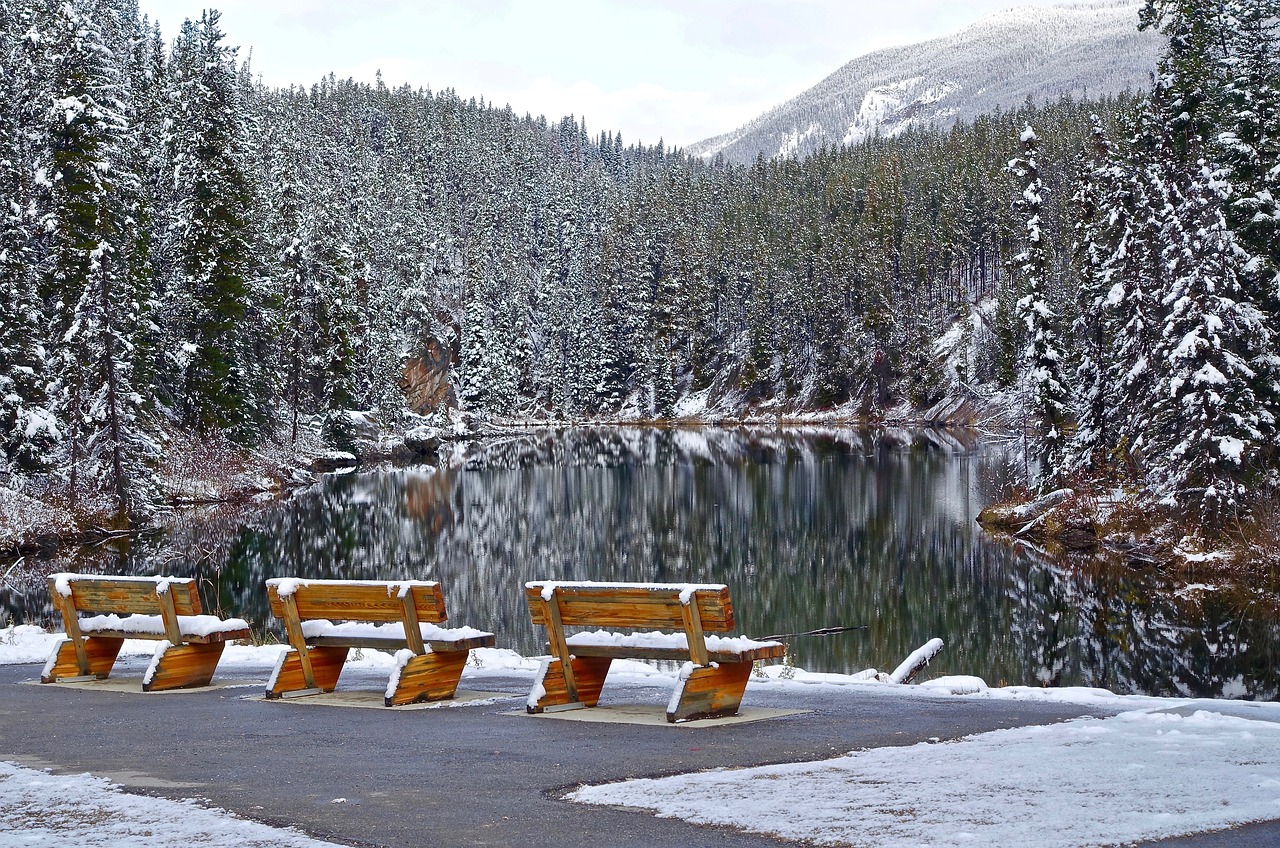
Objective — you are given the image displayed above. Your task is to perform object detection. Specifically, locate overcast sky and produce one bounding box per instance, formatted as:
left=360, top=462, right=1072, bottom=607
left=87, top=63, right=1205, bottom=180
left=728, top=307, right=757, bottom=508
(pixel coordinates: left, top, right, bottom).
left=135, top=0, right=1076, bottom=148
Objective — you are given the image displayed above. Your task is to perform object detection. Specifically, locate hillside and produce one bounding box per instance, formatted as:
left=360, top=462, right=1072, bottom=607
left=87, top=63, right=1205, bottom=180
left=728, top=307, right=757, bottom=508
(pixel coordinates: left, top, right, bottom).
left=688, top=1, right=1165, bottom=163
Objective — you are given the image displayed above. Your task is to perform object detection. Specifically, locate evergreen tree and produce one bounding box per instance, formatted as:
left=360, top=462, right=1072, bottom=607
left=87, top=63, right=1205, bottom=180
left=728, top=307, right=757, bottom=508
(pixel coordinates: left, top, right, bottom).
left=161, top=10, right=263, bottom=439
left=1067, top=117, right=1119, bottom=475
left=1218, top=0, right=1280, bottom=288
left=0, top=1, right=58, bottom=473
left=1008, top=125, right=1069, bottom=484
left=1147, top=161, right=1276, bottom=528
left=42, top=0, right=154, bottom=519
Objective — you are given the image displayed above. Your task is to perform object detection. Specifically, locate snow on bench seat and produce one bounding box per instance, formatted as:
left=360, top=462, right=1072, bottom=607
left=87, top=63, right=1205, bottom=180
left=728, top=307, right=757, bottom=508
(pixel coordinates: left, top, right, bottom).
left=564, top=629, right=785, bottom=663
left=79, top=613, right=250, bottom=641
left=299, top=619, right=494, bottom=650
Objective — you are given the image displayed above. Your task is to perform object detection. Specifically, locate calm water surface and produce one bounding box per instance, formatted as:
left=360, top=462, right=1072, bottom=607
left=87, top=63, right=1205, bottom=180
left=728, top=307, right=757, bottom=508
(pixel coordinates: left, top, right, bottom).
left=4, top=427, right=1277, bottom=699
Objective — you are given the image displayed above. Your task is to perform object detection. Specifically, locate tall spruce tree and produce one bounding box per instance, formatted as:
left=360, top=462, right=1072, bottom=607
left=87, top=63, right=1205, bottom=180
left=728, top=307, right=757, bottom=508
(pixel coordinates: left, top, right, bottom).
left=0, top=1, right=58, bottom=473
left=42, top=0, right=154, bottom=519
left=1008, top=125, right=1069, bottom=484
left=161, top=10, right=263, bottom=440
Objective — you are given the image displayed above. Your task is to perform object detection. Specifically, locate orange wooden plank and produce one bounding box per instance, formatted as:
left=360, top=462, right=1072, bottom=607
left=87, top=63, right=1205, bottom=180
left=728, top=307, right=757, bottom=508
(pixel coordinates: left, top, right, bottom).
left=267, top=581, right=447, bottom=624
left=524, top=584, right=733, bottom=631
left=666, top=660, right=754, bottom=722
left=385, top=650, right=469, bottom=706
left=49, top=575, right=202, bottom=616
left=266, top=646, right=348, bottom=698
left=143, top=642, right=226, bottom=691
left=566, top=643, right=786, bottom=664
left=40, top=637, right=124, bottom=682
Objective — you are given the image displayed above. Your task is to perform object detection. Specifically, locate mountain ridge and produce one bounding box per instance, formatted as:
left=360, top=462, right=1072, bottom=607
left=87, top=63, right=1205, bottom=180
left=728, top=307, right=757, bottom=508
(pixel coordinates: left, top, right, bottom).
left=688, top=1, right=1165, bottom=163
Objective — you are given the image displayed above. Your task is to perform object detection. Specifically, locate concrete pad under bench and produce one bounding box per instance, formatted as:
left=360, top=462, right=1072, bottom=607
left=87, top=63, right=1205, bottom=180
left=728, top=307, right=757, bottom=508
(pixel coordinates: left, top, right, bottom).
left=24, top=677, right=246, bottom=695
left=245, top=688, right=518, bottom=710
left=509, top=703, right=808, bottom=727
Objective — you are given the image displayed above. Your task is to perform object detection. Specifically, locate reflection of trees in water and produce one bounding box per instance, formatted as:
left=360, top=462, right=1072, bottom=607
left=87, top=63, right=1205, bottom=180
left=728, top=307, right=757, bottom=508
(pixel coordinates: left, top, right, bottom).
left=1010, top=548, right=1280, bottom=699
left=3, top=427, right=1276, bottom=698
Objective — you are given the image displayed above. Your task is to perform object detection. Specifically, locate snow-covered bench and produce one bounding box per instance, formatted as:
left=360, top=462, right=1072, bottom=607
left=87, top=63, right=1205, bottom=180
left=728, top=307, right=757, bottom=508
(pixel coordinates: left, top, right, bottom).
left=524, top=581, right=786, bottom=722
left=42, top=573, right=250, bottom=691
left=264, top=578, right=495, bottom=706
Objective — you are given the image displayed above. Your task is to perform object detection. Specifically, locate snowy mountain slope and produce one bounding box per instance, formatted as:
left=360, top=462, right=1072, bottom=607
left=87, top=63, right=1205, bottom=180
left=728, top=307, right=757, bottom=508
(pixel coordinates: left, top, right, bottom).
left=688, top=1, right=1165, bottom=163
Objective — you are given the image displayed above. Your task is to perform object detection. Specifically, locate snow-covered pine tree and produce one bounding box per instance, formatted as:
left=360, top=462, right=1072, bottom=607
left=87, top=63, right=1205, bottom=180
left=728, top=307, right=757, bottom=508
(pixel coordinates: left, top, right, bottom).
left=1147, top=160, right=1276, bottom=529
left=1134, top=0, right=1280, bottom=527
left=1008, top=125, right=1069, bottom=485
left=1067, top=116, right=1119, bottom=475
left=0, top=1, right=59, bottom=473
left=1218, top=0, right=1280, bottom=292
left=161, top=10, right=264, bottom=440
left=42, top=0, right=155, bottom=520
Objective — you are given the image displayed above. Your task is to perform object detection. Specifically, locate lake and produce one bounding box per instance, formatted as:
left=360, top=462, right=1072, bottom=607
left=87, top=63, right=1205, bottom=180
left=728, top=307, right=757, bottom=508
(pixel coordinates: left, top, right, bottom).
left=3, top=427, right=1277, bottom=699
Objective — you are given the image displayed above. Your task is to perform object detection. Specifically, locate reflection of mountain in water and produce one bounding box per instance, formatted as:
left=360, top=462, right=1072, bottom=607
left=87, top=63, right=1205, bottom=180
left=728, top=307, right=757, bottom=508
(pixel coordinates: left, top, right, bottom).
left=4, top=428, right=1276, bottom=699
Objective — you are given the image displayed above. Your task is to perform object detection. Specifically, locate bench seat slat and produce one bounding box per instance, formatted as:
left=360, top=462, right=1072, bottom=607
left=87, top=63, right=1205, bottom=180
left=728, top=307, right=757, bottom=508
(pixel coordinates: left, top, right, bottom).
left=565, top=643, right=786, bottom=664
left=299, top=618, right=492, bottom=642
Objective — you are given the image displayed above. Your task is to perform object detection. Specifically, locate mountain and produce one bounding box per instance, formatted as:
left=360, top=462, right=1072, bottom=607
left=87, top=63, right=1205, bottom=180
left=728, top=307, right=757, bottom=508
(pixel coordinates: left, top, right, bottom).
left=687, top=1, right=1165, bottom=164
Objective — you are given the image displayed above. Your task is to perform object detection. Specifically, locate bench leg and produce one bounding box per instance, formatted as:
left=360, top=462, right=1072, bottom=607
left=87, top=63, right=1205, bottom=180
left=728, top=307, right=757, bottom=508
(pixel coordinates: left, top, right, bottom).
left=385, top=649, right=469, bottom=707
left=144, top=642, right=227, bottom=691
left=265, top=646, right=348, bottom=699
left=526, top=656, right=611, bottom=713
left=667, top=661, right=754, bottom=723
left=41, top=637, right=124, bottom=683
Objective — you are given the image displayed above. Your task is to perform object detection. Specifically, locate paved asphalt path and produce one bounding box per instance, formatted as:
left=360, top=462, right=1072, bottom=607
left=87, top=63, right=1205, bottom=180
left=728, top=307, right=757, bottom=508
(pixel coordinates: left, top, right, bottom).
left=2, top=658, right=1279, bottom=848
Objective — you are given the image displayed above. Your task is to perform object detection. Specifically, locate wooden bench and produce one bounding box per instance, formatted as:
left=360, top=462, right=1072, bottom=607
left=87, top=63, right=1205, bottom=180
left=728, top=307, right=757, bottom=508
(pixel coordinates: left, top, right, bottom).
left=524, top=581, right=786, bottom=722
left=42, top=573, right=250, bottom=691
left=264, top=578, right=496, bottom=706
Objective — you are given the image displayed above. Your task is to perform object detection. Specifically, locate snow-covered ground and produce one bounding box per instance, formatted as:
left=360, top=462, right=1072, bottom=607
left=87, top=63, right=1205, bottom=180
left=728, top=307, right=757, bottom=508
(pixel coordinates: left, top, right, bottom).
left=572, top=707, right=1280, bottom=847
left=0, top=761, right=341, bottom=848
left=5, top=625, right=1280, bottom=847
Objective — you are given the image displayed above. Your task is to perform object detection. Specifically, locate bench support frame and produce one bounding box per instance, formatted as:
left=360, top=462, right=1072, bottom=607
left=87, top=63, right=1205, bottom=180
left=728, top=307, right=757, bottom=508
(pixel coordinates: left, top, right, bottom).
left=527, top=655, right=611, bottom=713
left=386, top=649, right=470, bottom=706
left=145, top=642, right=228, bottom=691
left=667, top=660, right=754, bottom=722
left=42, top=636, right=124, bottom=683
left=266, top=646, right=349, bottom=698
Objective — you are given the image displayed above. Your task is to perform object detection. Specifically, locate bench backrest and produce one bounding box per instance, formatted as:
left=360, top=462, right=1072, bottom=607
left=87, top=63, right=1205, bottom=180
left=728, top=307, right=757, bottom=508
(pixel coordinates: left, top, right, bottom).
left=265, top=578, right=448, bottom=624
left=49, top=573, right=202, bottom=616
left=525, top=582, right=735, bottom=633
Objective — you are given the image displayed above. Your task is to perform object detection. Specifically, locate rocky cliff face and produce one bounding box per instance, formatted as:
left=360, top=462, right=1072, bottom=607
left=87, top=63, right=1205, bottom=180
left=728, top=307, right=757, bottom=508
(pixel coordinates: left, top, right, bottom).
left=400, top=338, right=455, bottom=414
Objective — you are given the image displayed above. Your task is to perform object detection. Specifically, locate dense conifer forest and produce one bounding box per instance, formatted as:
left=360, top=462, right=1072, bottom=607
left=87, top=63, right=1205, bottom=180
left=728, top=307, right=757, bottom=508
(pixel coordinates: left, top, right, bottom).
left=0, top=0, right=1276, bottom=546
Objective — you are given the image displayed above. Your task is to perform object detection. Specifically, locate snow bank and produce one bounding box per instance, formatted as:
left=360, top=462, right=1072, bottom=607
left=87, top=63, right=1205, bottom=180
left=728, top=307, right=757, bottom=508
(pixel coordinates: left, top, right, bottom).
left=570, top=708, right=1280, bottom=847
left=0, top=761, right=341, bottom=847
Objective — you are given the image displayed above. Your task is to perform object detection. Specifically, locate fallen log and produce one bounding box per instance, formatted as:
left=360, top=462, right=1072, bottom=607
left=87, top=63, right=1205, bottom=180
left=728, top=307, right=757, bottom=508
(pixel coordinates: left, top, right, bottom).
left=889, top=637, right=945, bottom=684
